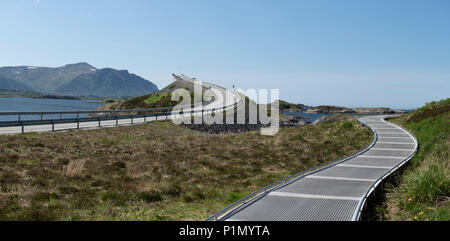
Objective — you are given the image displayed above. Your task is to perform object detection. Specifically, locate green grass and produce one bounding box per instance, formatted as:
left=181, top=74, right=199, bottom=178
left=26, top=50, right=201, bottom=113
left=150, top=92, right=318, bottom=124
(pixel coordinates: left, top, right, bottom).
left=0, top=119, right=372, bottom=220
left=143, top=93, right=170, bottom=106
left=382, top=98, right=449, bottom=221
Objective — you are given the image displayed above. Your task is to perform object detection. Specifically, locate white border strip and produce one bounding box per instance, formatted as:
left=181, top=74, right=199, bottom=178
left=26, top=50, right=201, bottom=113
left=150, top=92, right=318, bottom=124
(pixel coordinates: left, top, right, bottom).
left=370, top=148, right=416, bottom=151
left=305, top=175, right=376, bottom=182
left=377, top=142, right=415, bottom=144
left=338, top=164, right=392, bottom=169
left=358, top=155, right=405, bottom=159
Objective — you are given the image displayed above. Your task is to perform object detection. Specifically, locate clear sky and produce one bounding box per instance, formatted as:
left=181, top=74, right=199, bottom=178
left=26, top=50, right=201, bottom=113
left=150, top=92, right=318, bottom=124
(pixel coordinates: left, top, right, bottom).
left=1, top=0, right=449, bottom=108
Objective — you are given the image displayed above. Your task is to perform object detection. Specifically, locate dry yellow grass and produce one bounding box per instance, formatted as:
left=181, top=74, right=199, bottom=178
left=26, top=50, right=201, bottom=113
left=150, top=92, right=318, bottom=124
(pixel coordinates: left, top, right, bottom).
left=0, top=119, right=372, bottom=220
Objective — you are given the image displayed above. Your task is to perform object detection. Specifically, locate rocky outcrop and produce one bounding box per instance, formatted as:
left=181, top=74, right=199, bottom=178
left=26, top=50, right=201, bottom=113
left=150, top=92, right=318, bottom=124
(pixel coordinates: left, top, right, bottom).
left=279, top=100, right=309, bottom=113
left=312, top=114, right=355, bottom=125
left=306, top=106, right=355, bottom=114
left=353, top=108, right=404, bottom=115
left=280, top=114, right=310, bottom=126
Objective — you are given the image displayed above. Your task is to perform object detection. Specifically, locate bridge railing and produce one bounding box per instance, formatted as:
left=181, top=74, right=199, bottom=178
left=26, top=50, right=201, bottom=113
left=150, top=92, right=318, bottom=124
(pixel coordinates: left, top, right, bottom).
left=0, top=93, right=243, bottom=133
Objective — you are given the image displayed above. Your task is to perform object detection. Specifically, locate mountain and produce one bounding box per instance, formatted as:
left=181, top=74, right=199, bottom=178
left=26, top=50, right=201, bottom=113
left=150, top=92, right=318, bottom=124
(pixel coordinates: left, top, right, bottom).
left=0, top=63, right=96, bottom=93
left=55, top=68, right=159, bottom=97
left=0, top=76, right=34, bottom=91
left=0, top=63, right=158, bottom=97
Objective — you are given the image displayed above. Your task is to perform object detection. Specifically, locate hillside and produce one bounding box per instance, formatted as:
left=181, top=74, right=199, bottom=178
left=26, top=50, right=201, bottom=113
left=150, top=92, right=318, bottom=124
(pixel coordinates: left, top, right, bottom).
left=379, top=98, right=449, bottom=221
left=0, top=76, right=34, bottom=92
left=0, top=63, right=96, bottom=92
left=279, top=100, right=309, bottom=112
left=96, top=74, right=208, bottom=111
left=0, top=63, right=158, bottom=97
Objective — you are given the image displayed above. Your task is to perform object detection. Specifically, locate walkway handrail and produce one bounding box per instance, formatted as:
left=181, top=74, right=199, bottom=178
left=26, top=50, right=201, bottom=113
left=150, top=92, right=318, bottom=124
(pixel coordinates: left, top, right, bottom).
left=351, top=116, right=418, bottom=220
left=205, top=118, right=378, bottom=221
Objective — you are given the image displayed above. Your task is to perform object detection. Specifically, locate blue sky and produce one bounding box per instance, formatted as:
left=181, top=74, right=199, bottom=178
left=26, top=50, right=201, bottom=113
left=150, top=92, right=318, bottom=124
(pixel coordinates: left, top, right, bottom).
left=0, top=0, right=449, bottom=108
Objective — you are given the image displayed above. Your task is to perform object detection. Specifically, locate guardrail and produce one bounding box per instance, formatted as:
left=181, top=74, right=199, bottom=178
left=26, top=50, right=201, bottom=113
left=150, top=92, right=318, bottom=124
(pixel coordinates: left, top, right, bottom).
left=205, top=118, right=378, bottom=221
left=0, top=89, right=243, bottom=133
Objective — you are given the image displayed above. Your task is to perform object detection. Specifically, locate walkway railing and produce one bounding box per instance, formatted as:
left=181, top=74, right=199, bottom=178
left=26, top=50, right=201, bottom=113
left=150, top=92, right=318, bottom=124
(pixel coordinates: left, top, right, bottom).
left=205, top=118, right=378, bottom=221
left=351, top=116, right=418, bottom=220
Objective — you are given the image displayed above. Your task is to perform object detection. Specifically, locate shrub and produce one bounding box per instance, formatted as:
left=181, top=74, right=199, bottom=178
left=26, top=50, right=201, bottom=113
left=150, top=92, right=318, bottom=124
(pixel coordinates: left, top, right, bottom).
left=102, top=190, right=129, bottom=206
left=342, top=121, right=353, bottom=128
left=136, top=190, right=163, bottom=203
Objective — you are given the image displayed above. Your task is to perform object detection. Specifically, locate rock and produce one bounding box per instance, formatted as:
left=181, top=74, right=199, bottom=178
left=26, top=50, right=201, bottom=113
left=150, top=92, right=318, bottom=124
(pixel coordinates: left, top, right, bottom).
left=353, top=107, right=395, bottom=115
left=280, top=114, right=310, bottom=127
left=312, top=114, right=354, bottom=125
left=306, top=106, right=355, bottom=114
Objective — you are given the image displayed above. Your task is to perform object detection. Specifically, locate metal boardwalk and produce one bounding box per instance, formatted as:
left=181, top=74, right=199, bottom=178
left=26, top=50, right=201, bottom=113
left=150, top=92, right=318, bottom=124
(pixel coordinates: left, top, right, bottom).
left=213, top=116, right=417, bottom=221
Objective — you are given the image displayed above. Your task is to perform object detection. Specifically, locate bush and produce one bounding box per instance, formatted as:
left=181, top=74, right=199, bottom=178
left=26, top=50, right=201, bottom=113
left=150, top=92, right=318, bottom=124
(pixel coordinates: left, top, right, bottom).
left=342, top=121, right=353, bottom=128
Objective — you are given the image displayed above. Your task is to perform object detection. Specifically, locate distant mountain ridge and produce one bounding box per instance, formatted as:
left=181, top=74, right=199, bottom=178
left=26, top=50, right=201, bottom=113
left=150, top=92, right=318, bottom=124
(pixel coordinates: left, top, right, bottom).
left=0, top=63, right=158, bottom=97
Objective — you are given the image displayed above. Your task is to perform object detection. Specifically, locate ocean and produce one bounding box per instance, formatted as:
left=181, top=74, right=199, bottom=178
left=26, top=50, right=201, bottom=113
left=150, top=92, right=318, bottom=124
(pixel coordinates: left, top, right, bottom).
left=0, top=97, right=103, bottom=122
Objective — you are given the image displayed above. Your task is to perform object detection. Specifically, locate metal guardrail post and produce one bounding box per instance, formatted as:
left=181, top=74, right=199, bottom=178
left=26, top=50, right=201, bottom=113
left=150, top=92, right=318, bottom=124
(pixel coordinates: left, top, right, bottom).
left=115, top=113, right=118, bottom=126
left=21, top=121, right=24, bottom=134
left=131, top=115, right=133, bottom=124
left=98, top=117, right=101, bottom=127
left=144, top=114, right=147, bottom=122
left=51, top=120, right=55, bottom=132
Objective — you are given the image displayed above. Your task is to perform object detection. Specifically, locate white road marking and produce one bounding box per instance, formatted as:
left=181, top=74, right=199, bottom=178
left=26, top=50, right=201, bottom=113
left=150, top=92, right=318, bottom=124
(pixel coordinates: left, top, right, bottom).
left=268, top=191, right=361, bottom=201
left=338, top=164, right=392, bottom=169
left=377, top=132, right=409, bottom=134
left=377, top=142, right=415, bottom=144
left=370, top=148, right=415, bottom=151
left=305, top=175, right=376, bottom=182
left=358, top=155, right=405, bottom=159
left=372, top=128, right=400, bottom=130
left=378, top=137, right=413, bottom=139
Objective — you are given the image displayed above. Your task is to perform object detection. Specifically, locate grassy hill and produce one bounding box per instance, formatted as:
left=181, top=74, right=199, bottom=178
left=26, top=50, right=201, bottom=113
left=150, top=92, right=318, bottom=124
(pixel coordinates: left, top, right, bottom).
left=381, top=98, right=449, bottom=221
left=97, top=78, right=208, bottom=111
